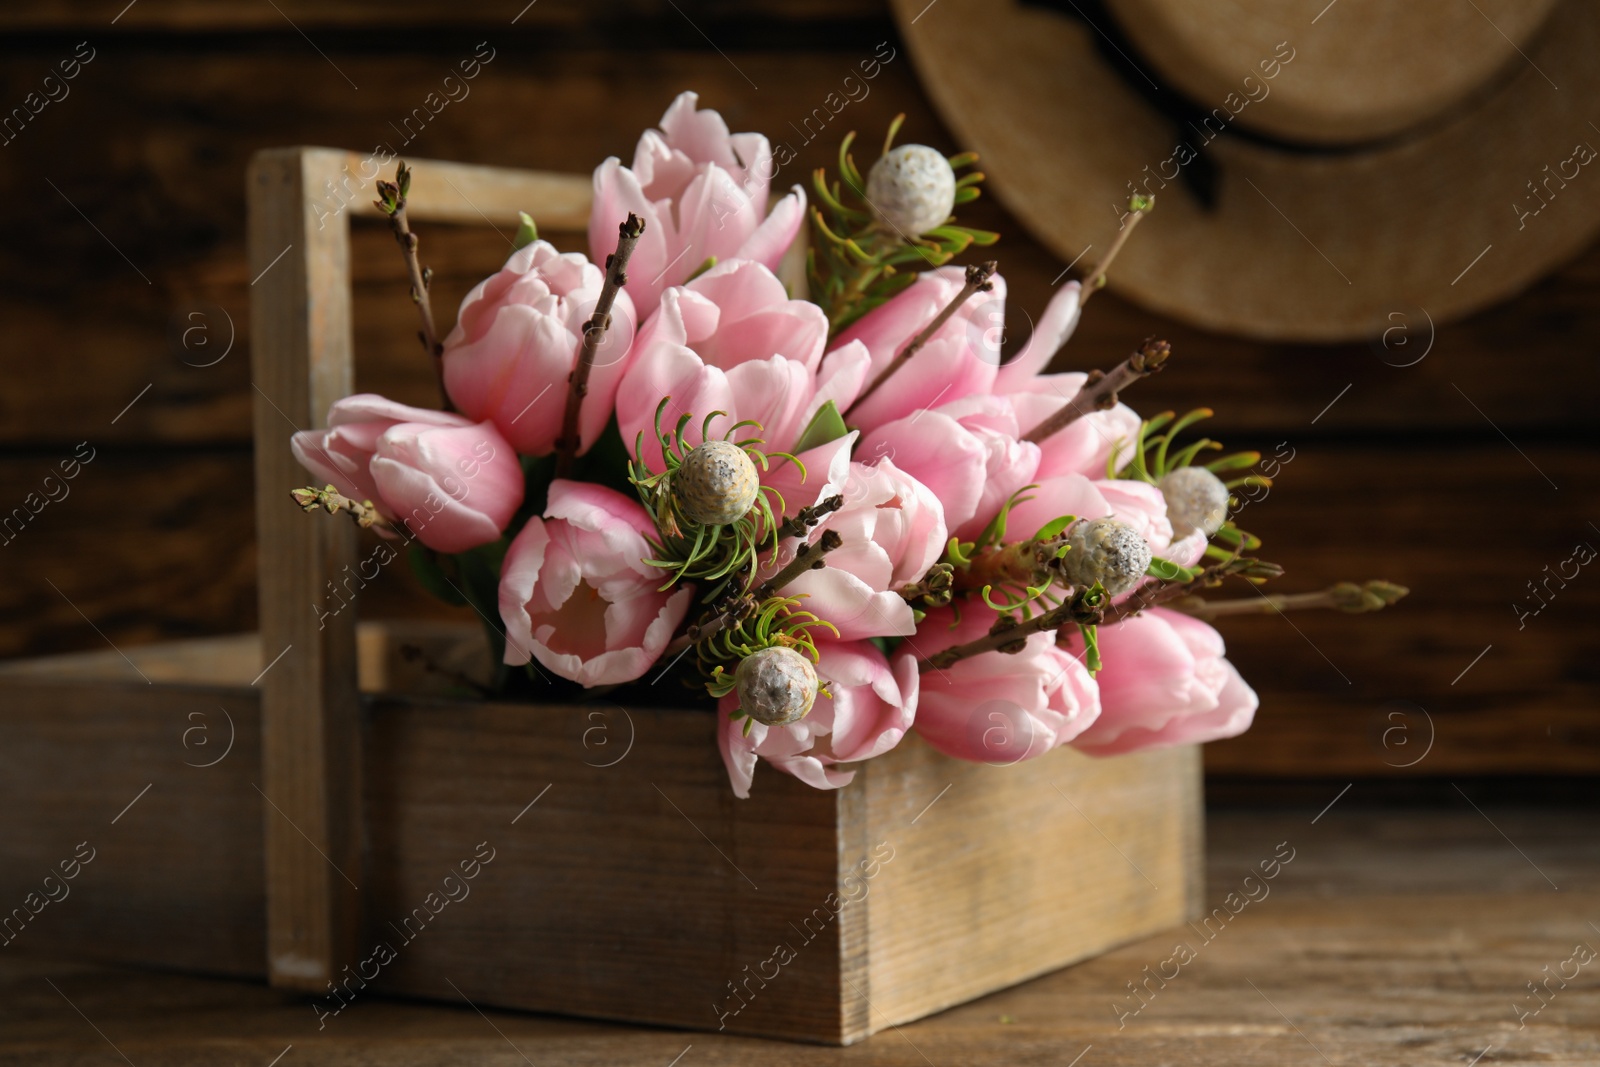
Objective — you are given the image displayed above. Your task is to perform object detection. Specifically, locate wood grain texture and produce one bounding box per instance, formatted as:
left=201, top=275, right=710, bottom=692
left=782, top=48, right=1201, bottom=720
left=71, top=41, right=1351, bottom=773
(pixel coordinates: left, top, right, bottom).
left=249, top=148, right=363, bottom=992
left=0, top=0, right=880, bottom=31
left=0, top=630, right=1203, bottom=1044
left=1, top=806, right=1595, bottom=1064
left=857, top=735, right=1203, bottom=1031
left=0, top=678, right=264, bottom=977
left=0, top=43, right=1594, bottom=446
left=245, top=148, right=604, bottom=996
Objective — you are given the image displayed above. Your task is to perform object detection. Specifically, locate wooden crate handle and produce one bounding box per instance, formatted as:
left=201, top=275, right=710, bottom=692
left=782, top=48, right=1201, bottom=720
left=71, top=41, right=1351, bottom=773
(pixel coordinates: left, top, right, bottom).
left=247, top=147, right=591, bottom=991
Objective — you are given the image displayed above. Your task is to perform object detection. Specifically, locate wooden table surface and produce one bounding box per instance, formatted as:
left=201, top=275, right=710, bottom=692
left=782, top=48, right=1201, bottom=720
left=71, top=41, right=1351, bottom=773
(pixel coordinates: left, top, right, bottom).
left=3, top=804, right=1596, bottom=1065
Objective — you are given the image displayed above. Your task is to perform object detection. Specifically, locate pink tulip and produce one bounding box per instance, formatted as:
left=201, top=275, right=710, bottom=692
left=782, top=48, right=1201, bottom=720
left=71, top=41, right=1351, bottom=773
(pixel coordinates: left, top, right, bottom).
left=498, top=480, right=692, bottom=686
left=290, top=393, right=469, bottom=509
left=833, top=266, right=1008, bottom=432
left=616, top=259, right=864, bottom=471
left=858, top=395, right=1040, bottom=541
left=718, top=639, right=918, bottom=797
left=1067, top=607, right=1258, bottom=756
left=766, top=458, right=948, bottom=640
left=904, top=605, right=1100, bottom=764
left=988, top=279, right=1143, bottom=480
left=591, top=91, right=805, bottom=316
left=441, top=239, right=636, bottom=457
left=992, top=281, right=1083, bottom=394
left=760, top=430, right=857, bottom=522
left=370, top=420, right=524, bottom=553
left=1009, top=380, right=1143, bottom=482
left=291, top=394, right=523, bottom=553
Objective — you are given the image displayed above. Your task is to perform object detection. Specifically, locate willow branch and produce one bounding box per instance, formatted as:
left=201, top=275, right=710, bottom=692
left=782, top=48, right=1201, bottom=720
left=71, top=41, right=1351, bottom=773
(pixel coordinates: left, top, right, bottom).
left=1078, top=195, right=1152, bottom=307
left=290, top=484, right=392, bottom=532
left=846, top=260, right=996, bottom=414
left=1087, top=557, right=1287, bottom=631
left=1170, top=581, right=1409, bottom=621
left=899, top=562, right=954, bottom=605
left=1022, top=338, right=1171, bottom=445
left=951, top=535, right=1073, bottom=596
left=656, top=530, right=846, bottom=667
left=376, top=163, right=450, bottom=411
left=555, top=212, right=645, bottom=476
left=659, top=612, right=733, bottom=666
left=921, top=596, right=1089, bottom=673
left=774, top=494, right=844, bottom=541
left=757, top=529, right=843, bottom=600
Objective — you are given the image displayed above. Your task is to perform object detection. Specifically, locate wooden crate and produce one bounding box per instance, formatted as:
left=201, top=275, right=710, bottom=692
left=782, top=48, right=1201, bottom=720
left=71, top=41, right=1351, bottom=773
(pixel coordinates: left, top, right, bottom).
left=0, top=148, right=1203, bottom=1044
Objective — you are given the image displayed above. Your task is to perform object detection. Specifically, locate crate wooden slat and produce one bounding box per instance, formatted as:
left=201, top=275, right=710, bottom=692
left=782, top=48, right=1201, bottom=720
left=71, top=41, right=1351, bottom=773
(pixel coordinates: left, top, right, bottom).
left=247, top=148, right=592, bottom=993
left=0, top=624, right=1201, bottom=1044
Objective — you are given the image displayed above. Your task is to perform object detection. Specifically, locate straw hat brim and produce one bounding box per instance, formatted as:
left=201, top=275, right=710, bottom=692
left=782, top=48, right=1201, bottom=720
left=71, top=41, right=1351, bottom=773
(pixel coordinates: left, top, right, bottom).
left=890, top=0, right=1600, bottom=341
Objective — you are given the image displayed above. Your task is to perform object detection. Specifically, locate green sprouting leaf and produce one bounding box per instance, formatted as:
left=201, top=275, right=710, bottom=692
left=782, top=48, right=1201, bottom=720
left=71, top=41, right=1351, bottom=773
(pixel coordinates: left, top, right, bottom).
left=1153, top=407, right=1213, bottom=475
left=944, top=536, right=976, bottom=567
left=685, top=256, right=718, bottom=283
left=513, top=211, right=538, bottom=250
left=1077, top=622, right=1102, bottom=674
left=1146, top=556, right=1202, bottom=582
left=1212, top=522, right=1262, bottom=551
left=1034, top=514, right=1078, bottom=543
left=793, top=399, right=850, bottom=454
left=976, top=483, right=1038, bottom=551
left=1205, top=451, right=1262, bottom=474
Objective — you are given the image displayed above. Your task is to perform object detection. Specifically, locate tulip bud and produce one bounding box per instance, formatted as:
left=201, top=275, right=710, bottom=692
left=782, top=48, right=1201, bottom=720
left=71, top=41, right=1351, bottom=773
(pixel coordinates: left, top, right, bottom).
left=672, top=439, right=760, bottom=527
left=865, top=145, right=957, bottom=237
left=1159, top=466, right=1229, bottom=538
left=735, top=646, right=818, bottom=726
left=1061, top=517, right=1152, bottom=596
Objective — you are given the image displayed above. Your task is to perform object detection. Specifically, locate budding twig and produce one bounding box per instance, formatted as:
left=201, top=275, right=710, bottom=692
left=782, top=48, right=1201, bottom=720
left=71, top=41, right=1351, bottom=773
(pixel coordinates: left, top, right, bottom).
left=658, top=608, right=739, bottom=667
left=774, top=494, right=844, bottom=542
left=920, top=594, right=1092, bottom=673
left=1021, top=338, right=1171, bottom=445
left=952, top=535, right=1070, bottom=596
left=758, top=529, right=844, bottom=600
left=899, top=562, right=955, bottom=606
left=846, top=260, right=997, bottom=414
left=655, top=530, right=847, bottom=671
left=1086, top=556, right=1286, bottom=631
left=375, top=163, right=451, bottom=411
left=290, top=484, right=391, bottom=532
left=555, top=213, right=645, bottom=477
left=1078, top=195, right=1152, bottom=307
left=1170, top=580, right=1409, bottom=621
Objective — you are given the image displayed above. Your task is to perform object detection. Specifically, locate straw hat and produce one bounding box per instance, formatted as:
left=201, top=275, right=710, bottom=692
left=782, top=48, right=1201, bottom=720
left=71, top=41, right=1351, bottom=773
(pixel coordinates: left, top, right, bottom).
left=889, top=0, right=1600, bottom=340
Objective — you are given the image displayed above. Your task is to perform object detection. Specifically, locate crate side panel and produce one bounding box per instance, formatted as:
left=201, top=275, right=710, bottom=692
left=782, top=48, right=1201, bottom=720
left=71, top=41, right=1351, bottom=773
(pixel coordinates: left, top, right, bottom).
left=860, top=738, right=1202, bottom=1029
left=361, top=697, right=848, bottom=1043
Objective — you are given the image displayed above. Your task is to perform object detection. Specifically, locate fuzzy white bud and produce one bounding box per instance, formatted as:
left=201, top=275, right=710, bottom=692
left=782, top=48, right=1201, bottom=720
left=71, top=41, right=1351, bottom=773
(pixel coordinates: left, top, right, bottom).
left=865, top=144, right=957, bottom=237
left=1159, top=466, right=1229, bottom=538
left=1062, top=517, right=1152, bottom=597
left=735, top=646, right=818, bottom=726
left=672, top=439, right=760, bottom=527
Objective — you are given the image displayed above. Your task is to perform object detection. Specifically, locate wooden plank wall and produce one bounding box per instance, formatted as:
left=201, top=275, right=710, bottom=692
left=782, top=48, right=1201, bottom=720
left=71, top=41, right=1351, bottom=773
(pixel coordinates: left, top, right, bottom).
left=0, top=1, right=1594, bottom=778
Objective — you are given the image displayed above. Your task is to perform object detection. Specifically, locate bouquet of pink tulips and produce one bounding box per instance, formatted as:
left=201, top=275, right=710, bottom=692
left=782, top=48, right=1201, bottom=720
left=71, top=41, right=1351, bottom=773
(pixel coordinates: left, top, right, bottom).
left=290, top=93, right=1404, bottom=797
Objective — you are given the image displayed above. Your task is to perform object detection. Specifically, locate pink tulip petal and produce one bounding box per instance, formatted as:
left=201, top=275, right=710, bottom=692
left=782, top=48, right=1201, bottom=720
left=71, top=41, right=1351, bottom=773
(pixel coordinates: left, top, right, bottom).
left=993, top=281, right=1082, bottom=393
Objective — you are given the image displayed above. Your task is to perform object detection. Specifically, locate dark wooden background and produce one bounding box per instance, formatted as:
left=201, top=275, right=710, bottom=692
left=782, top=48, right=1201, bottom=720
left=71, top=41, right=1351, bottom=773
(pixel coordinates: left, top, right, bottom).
left=1, top=1, right=1594, bottom=780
